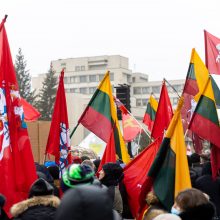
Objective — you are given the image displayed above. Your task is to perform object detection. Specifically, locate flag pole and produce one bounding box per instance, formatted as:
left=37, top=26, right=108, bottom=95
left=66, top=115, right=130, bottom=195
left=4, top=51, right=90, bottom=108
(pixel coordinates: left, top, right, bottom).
left=164, top=78, right=181, bottom=98
left=70, top=122, right=80, bottom=139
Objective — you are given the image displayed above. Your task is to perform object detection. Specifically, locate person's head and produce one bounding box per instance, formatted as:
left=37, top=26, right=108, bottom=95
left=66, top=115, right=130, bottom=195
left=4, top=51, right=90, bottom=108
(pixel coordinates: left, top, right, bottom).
left=146, top=191, right=160, bottom=206
left=81, top=155, right=90, bottom=162
left=143, top=208, right=167, bottom=220
left=47, top=165, right=60, bottom=180
left=81, top=159, right=95, bottom=171
left=28, top=178, right=54, bottom=198
left=93, top=159, right=101, bottom=173
left=55, top=185, right=121, bottom=220
left=71, top=156, right=82, bottom=164
left=172, top=188, right=215, bottom=220
left=61, top=164, right=95, bottom=192
left=99, top=162, right=124, bottom=186
left=190, top=153, right=200, bottom=166
left=153, top=213, right=181, bottom=220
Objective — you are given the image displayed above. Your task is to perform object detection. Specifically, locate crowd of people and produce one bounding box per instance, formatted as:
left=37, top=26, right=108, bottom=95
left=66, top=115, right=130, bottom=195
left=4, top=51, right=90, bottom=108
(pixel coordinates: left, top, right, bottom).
left=0, top=151, right=220, bottom=220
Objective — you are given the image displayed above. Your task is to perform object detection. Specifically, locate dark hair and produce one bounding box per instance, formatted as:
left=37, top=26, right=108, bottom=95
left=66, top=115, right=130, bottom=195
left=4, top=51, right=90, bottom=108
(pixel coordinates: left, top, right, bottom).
left=175, top=188, right=208, bottom=211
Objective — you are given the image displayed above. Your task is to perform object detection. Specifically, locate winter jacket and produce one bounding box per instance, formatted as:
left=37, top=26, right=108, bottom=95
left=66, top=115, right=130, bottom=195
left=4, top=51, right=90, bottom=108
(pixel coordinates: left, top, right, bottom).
left=179, top=202, right=215, bottom=220
left=10, top=195, right=60, bottom=220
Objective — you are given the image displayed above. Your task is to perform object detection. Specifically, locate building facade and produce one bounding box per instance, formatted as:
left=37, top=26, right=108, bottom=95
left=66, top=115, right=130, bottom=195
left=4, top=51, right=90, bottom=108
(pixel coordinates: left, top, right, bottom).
left=32, top=55, right=185, bottom=144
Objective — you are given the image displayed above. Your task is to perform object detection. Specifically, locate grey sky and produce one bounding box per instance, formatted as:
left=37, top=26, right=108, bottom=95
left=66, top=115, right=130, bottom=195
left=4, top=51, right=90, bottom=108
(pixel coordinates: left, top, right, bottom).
left=1, top=0, right=220, bottom=84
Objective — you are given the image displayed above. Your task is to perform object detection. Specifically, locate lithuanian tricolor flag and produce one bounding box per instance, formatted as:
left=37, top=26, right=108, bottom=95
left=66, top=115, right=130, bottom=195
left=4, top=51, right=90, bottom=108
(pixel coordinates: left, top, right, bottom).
left=78, top=71, right=130, bottom=164
left=143, top=95, right=158, bottom=132
left=189, top=76, right=220, bottom=148
left=147, top=97, right=191, bottom=211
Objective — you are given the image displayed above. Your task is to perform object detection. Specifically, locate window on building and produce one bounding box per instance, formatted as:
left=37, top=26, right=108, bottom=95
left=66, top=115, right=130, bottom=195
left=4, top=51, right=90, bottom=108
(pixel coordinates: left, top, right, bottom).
left=70, top=88, right=78, bottom=93
left=136, top=99, right=142, bottom=106
left=81, top=66, right=85, bottom=71
left=80, top=88, right=87, bottom=94
left=80, top=75, right=87, bottom=83
left=142, top=99, right=148, bottom=106
left=152, top=86, right=160, bottom=94
left=64, top=77, right=68, bottom=84
left=89, top=75, right=97, bottom=82
left=89, top=87, right=96, bottom=94
left=110, top=72, right=114, bottom=81
left=70, top=76, right=76, bottom=83
left=61, top=63, right=66, bottom=66
left=99, top=74, right=105, bottom=81
left=142, top=87, right=150, bottom=94
left=133, top=87, right=141, bottom=94
left=65, top=88, right=70, bottom=93
left=75, top=66, right=81, bottom=71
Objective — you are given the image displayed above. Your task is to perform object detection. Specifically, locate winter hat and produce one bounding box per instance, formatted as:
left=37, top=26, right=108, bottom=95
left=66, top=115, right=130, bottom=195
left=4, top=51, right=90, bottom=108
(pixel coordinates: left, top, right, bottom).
left=29, top=178, right=54, bottom=198
left=153, top=213, right=181, bottom=220
left=55, top=185, right=121, bottom=220
left=72, top=156, right=82, bottom=164
left=102, top=162, right=124, bottom=181
left=47, top=165, right=60, bottom=180
left=61, top=164, right=94, bottom=190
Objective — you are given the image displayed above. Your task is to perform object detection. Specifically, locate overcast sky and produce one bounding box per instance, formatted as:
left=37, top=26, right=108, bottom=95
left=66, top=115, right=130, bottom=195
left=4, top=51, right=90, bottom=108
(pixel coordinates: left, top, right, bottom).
left=1, top=0, right=220, bottom=84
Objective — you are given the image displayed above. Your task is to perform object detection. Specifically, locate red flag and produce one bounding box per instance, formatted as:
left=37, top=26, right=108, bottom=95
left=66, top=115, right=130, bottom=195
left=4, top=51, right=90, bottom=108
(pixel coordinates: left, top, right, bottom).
left=20, top=98, right=41, bottom=122
left=151, top=81, right=173, bottom=139
left=0, top=16, right=37, bottom=214
left=204, top=30, right=220, bottom=75
left=123, top=138, right=161, bottom=218
left=45, top=70, right=71, bottom=175
left=97, top=125, right=117, bottom=174
left=122, top=112, right=141, bottom=142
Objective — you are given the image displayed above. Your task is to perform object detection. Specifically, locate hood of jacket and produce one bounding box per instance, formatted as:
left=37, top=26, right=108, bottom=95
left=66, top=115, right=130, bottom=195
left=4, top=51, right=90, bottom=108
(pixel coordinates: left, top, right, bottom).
left=10, top=195, right=60, bottom=217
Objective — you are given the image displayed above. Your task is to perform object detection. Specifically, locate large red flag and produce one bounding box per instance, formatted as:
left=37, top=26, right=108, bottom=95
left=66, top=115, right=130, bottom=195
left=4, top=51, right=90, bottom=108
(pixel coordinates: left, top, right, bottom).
left=123, top=138, right=161, bottom=218
left=204, top=30, right=220, bottom=75
left=97, top=125, right=117, bottom=174
left=0, top=16, right=37, bottom=214
left=45, top=70, right=71, bottom=175
left=20, top=98, right=41, bottom=122
left=151, top=81, right=173, bottom=139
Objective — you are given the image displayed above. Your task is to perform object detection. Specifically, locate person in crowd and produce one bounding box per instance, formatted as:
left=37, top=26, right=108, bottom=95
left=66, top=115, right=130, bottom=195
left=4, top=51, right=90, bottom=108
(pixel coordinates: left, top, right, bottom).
left=80, top=155, right=90, bottom=162
left=195, top=161, right=220, bottom=219
left=71, top=155, right=82, bottom=164
left=0, top=194, right=9, bottom=220
left=47, top=165, right=61, bottom=197
left=81, top=159, right=96, bottom=171
left=10, top=178, right=60, bottom=220
left=153, top=213, right=181, bottom=220
left=55, top=185, right=121, bottom=220
left=99, top=162, right=124, bottom=216
left=142, top=191, right=167, bottom=220
left=60, top=163, right=95, bottom=193
left=171, top=188, right=215, bottom=220
left=93, top=158, right=101, bottom=173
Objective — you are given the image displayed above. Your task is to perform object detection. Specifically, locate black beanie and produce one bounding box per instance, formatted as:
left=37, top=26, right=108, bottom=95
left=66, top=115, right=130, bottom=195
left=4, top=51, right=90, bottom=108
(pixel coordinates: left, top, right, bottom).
left=29, top=178, right=54, bottom=198
left=102, top=162, right=124, bottom=181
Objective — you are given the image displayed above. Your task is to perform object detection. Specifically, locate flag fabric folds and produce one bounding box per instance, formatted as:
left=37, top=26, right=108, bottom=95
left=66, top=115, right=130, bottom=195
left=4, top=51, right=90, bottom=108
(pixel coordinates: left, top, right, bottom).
left=142, top=95, right=158, bottom=132
left=122, top=112, right=141, bottom=142
left=151, top=81, right=173, bottom=140
left=45, top=70, right=71, bottom=175
left=146, top=97, right=191, bottom=211
left=189, top=77, right=220, bottom=148
left=20, top=98, right=41, bottom=122
left=114, top=96, right=141, bottom=142
left=123, top=138, right=161, bottom=218
left=0, top=16, right=37, bottom=214
left=97, top=125, right=117, bottom=174
left=204, top=30, right=220, bottom=75
left=78, top=71, right=130, bottom=163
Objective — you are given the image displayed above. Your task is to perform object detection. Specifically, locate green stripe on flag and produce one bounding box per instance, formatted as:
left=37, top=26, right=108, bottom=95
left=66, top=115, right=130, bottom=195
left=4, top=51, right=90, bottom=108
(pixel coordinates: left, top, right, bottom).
left=188, top=63, right=196, bottom=80
left=90, top=89, right=112, bottom=123
left=146, top=103, right=157, bottom=121
left=196, top=95, right=219, bottom=125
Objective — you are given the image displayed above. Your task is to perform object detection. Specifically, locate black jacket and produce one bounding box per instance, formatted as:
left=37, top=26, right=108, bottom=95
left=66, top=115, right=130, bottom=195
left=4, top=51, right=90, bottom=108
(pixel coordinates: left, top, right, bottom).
left=10, top=195, right=60, bottom=220
left=179, top=202, right=215, bottom=220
